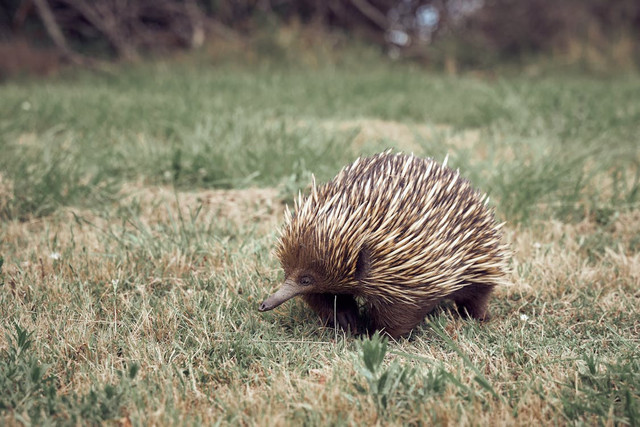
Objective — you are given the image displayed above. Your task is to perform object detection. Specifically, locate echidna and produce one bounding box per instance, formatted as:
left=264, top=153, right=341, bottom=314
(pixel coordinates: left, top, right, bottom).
left=259, top=151, right=508, bottom=338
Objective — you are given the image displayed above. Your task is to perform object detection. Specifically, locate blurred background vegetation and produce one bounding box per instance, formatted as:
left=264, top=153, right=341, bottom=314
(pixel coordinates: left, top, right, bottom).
left=1, top=0, right=639, bottom=76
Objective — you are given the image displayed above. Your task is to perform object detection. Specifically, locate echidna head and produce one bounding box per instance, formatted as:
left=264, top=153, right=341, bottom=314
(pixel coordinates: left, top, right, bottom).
left=259, top=236, right=370, bottom=312
left=259, top=194, right=368, bottom=312
left=258, top=258, right=330, bottom=312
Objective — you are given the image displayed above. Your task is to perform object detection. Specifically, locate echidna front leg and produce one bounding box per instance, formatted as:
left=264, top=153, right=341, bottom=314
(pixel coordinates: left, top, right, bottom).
left=451, top=283, right=495, bottom=321
left=302, top=293, right=361, bottom=333
left=367, top=301, right=435, bottom=339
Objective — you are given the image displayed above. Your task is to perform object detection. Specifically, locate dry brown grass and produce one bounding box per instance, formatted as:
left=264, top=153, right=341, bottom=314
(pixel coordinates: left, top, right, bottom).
left=0, top=173, right=15, bottom=215
left=2, top=179, right=638, bottom=424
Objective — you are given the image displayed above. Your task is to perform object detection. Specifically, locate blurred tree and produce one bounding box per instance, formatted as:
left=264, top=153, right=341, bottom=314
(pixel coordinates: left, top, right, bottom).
left=0, top=0, right=638, bottom=68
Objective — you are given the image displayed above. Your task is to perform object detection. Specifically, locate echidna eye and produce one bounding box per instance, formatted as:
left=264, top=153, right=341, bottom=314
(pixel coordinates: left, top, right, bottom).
left=299, top=276, right=312, bottom=286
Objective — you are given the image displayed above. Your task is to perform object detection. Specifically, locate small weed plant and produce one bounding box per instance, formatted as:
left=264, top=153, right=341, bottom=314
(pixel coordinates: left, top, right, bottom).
left=353, top=332, right=416, bottom=413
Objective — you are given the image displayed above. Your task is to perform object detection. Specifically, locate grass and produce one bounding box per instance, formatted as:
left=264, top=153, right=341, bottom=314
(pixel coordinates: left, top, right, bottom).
left=0, top=52, right=639, bottom=424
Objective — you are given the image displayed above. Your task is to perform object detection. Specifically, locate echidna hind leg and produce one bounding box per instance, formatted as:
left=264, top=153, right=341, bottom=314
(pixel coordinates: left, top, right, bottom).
left=302, top=293, right=361, bottom=333
left=451, top=283, right=495, bottom=321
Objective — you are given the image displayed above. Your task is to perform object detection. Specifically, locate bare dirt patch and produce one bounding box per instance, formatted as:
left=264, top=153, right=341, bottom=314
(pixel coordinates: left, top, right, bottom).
left=0, top=40, right=63, bottom=77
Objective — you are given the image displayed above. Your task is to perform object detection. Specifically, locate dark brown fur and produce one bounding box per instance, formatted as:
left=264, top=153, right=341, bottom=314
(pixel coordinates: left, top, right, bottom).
left=300, top=279, right=494, bottom=338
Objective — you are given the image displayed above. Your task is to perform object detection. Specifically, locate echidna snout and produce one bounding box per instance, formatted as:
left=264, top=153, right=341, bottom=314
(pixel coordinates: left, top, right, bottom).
left=259, top=278, right=304, bottom=312
left=260, top=151, right=509, bottom=338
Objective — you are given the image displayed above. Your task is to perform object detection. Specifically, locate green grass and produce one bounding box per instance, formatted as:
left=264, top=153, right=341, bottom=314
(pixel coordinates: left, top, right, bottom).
left=1, top=61, right=638, bottom=222
left=0, top=54, right=639, bottom=424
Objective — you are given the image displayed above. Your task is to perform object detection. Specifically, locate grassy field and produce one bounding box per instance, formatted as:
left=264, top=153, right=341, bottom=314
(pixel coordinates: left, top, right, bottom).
left=1, top=54, right=639, bottom=425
